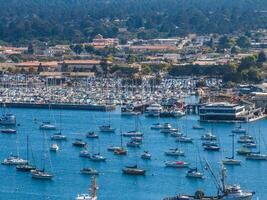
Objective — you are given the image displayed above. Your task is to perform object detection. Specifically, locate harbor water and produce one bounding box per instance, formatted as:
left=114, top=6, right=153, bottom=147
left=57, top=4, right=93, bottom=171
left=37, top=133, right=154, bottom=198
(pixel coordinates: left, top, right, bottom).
left=0, top=107, right=266, bottom=200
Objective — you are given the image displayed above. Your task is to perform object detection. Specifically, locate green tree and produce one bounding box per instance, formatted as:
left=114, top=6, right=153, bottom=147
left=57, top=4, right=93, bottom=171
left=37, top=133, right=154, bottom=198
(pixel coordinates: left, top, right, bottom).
left=27, top=43, right=34, bottom=54
left=238, top=56, right=257, bottom=72
left=141, top=64, right=152, bottom=75
left=71, top=44, right=83, bottom=54
left=218, top=36, right=235, bottom=49
left=236, top=36, right=251, bottom=48
left=257, top=51, right=266, bottom=63
left=84, top=45, right=95, bottom=54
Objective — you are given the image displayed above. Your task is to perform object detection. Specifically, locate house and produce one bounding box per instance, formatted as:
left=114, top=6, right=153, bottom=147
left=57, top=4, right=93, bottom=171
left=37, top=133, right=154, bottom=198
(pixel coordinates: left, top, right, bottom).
left=58, top=60, right=112, bottom=72
left=15, top=61, right=59, bottom=71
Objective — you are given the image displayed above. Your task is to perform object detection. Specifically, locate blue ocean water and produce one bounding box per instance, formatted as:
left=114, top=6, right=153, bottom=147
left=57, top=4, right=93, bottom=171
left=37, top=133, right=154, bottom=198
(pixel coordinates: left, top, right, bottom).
left=0, top=107, right=266, bottom=200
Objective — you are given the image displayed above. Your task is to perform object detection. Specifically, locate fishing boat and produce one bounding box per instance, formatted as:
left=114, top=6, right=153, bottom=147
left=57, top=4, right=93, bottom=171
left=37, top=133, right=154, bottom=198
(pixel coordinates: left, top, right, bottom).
left=186, top=168, right=204, bottom=179
left=86, top=132, right=99, bottom=139
left=50, top=132, right=67, bottom=141
left=50, top=143, right=59, bottom=152
left=89, top=153, right=106, bottom=162
left=0, top=113, right=16, bottom=125
left=165, top=161, right=189, bottom=168
left=164, top=162, right=254, bottom=200
left=76, top=176, right=98, bottom=200
left=1, top=128, right=16, bottom=134
left=39, top=122, right=56, bottom=130
left=79, top=150, right=90, bottom=158
left=222, top=134, right=241, bottom=165
left=122, top=165, right=146, bottom=175
left=141, top=151, right=151, bottom=160
left=80, top=168, right=99, bottom=175
left=73, top=139, right=87, bottom=147
left=165, top=148, right=184, bottom=156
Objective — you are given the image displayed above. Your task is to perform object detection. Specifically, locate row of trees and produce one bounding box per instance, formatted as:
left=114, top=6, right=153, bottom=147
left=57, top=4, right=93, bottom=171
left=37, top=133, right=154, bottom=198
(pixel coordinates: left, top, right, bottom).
left=1, top=0, right=267, bottom=43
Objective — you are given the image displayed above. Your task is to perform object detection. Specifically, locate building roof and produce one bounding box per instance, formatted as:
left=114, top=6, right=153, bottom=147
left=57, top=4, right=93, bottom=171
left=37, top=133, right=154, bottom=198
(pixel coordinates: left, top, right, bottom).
left=130, top=45, right=177, bottom=51
left=15, top=61, right=58, bottom=68
left=59, top=60, right=108, bottom=65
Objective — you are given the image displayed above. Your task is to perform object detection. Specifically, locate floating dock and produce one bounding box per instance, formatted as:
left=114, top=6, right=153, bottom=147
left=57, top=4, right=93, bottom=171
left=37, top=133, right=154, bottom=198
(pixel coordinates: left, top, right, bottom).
left=0, top=102, right=116, bottom=111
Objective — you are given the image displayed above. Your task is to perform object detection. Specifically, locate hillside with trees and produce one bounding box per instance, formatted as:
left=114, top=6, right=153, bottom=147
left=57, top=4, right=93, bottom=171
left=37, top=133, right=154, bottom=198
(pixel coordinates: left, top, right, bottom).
left=0, top=0, right=267, bottom=44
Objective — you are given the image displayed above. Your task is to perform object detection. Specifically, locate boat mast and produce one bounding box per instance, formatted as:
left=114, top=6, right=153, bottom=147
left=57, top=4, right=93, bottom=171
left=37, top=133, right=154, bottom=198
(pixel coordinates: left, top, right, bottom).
left=90, top=176, right=97, bottom=197
left=232, top=133, right=235, bottom=159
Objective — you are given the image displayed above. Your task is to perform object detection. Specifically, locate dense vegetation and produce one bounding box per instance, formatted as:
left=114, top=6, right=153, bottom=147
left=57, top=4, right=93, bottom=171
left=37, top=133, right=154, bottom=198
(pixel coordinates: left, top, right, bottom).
left=1, top=0, right=267, bottom=44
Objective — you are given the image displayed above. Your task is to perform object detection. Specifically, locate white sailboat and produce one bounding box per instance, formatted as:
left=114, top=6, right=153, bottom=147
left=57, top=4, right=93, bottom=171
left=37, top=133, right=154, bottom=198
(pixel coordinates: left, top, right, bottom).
left=222, top=134, right=241, bottom=165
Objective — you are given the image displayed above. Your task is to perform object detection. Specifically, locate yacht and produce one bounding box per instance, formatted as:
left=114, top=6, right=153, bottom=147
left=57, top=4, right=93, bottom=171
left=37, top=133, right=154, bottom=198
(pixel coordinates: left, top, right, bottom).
left=122, top=165, right=146, bottom=175
left=16, top=164, right=36, bottom=172
left=80, top=168, right=99, bottom=175
left=236, top=148, right=252, bottom=156
left=0, top=113, right=16, bottom=125
left=186, top=168, right=204, bottom=179
left=76, top=176, right=98, bottom=200
left=232, top=123, right=246, bottom=134
left=201, top=132, right=216, bottom=141
left=121, top=103, right=139, bottom=116
left=73, top=139, right=87, bottom=147
left=126, top=140, right=141, bottom=147
left=107, top=146, right=121, bottom=152
left=86, top=132, right=99, bottom=139
left=150, top=123, right=163, bottom=130
left=165, top=148, right=184, bottom=156
left=176, top=135, right=193, bottom=143
left=50, top=132, right=67, bottom=140
left=192, top=124, right=204, bottom=130
left=145, top=103, right=162, bottom=117
left=1, top=129, right=16, bottom=134
left=122, top=131, right=143, bottom=137
left=222, top=134, right=241, bottom=165
left=39, top=122, right=56, bottom=130
left=99, top=125, right=116, bottom=133
left=203, top=142, right=220, bottom=151
left=165, top=161, right=189, bottom=168
left=31, top=169, right=53, bottom=180
left=141, top=151, right=151, bottom=160
left=246, top=152, right=267, bottom=160
left=173, top=109, right=186, bottom=117
left=89, top=154, right=106, bottom=162
left=2, top=155, right=28, bottom=165
left=79, top=150, right=90, bottom=158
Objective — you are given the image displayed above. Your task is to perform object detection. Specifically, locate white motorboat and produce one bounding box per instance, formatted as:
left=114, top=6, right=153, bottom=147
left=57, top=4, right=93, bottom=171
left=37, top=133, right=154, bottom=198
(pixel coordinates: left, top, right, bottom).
left=186, top=168, right=204, bottom=179
left=50, top=143, right=59, bottom=152
left=0, top=113, right=16, bottom=125
left=165, top=148, right=184, bottom=156
left=122, top=131, right=143, bottom=137
left=2, top=155, right=28, bottom=165
left=201, top=132, right=217, bottom=141
left=39, top=122, right=56, bottom=130
left=89, top=154, right=106, bottom=162
left=145, top=103, right=162, bottom=117
left=150, top=123, right=163, bottom=130
left=246, top=152, right=267, bottom=160
left=141, top=151, right=151, bottom=160
left=80, top=168, right=99, bottom=175
left=176, top=136, right=193, bottom=143
left=99, top=125, right=116, bottom=133
left=51, top=132, right=67, bottom=140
